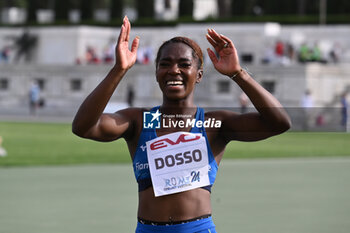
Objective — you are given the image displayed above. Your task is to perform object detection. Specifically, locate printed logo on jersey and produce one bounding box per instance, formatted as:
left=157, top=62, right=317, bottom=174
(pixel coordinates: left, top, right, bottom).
left=143, top=109, right=161, bottom=129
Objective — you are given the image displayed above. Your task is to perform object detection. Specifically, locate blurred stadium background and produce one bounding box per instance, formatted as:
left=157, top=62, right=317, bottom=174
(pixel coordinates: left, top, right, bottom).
left=0, top=0, right=349, bottom=131
left=0, top=1, right=350, bottom=233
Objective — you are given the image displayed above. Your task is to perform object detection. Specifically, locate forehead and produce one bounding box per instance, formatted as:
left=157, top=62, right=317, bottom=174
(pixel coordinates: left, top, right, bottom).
left=158, top=42, right=195, bottom=61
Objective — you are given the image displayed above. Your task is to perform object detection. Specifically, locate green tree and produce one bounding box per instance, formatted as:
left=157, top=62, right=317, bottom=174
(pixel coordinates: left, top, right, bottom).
left=217, top=0, right=231, bottom=18
left=110, top=0, right=124, bottom=20
left=0, top=0, right=27, bottom=8
left=70, top=0, right=80, bottom=9
left=80, top=0, right=94, bottom=21
left=54, top=0, right=69, bottom=21
left=231, top=0, right=250, bottom=15
left=136, top=0, right=154, bottom=18
left=179, top=0, right=193, bottom=18
left=27, top=0, right=39, bottom=22
left=26, top=0, right=52, bottom=23
left=328, top=0, right=350, bottom=14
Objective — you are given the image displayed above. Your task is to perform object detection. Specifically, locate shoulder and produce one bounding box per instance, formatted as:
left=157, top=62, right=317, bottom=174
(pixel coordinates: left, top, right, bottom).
left=114, top=107, right=149, bottom=117
left=203, top=109, right=246, bottom=143
left=111, top=107, right=151, bottom=126
left=111, top=107, right=151, bottom=141
left=203, top=109, right=240, bottom=137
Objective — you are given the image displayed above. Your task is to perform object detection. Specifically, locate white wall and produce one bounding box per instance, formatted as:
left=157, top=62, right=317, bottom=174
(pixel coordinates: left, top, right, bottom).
left=1, top=24, right=349, bottom=65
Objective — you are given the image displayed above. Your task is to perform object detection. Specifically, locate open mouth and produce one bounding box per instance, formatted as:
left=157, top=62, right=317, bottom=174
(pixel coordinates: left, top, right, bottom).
left=166, top=80, right=184, bottom=86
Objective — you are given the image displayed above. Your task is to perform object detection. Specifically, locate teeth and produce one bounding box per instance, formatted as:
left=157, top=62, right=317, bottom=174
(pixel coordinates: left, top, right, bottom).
left=167, top=81, right=183, bottom=85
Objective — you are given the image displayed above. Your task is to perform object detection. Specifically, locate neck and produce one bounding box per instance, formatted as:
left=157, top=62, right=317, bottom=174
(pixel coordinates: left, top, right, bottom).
left=161, top=97, right=196, bottom=115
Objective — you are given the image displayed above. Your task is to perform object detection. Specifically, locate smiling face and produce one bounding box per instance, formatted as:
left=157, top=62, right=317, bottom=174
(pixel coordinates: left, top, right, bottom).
left=156, top=42, right=203, bottom=103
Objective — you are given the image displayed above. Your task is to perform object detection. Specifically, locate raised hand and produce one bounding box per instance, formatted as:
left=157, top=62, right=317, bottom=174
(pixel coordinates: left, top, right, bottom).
left=115, top=16, right=139, bottom=71
left=206, top=29, right=241, bottom=77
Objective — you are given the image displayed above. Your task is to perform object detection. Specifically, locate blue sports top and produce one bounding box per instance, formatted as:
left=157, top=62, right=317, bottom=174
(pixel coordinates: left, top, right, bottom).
left=132, top=106, right=218, bottom=192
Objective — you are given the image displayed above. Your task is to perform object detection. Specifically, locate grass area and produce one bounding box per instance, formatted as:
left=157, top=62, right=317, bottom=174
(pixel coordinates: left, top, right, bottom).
left=0, top=121, right=350, bottom=167
left=226, top=132, right=350, bottom=159
left=0, top=122, right=130, bottom=166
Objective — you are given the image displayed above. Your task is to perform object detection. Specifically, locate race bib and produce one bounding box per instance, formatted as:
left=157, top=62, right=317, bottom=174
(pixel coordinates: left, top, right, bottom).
left=146, top=131, right=210, bottom=197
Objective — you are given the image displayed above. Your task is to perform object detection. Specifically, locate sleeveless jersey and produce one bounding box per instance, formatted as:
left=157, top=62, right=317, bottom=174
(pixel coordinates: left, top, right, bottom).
left=132, top=106, right=218, bottom=192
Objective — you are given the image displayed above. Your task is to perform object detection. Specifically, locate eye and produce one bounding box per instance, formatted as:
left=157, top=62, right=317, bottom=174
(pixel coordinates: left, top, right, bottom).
left=159, top=62, right=170, bottom=67
left=179, top=63, right=191, bottom=68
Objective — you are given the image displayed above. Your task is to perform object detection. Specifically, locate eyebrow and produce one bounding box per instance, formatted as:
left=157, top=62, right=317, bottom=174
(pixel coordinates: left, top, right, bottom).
left=159, top=57, right=192, bottom=62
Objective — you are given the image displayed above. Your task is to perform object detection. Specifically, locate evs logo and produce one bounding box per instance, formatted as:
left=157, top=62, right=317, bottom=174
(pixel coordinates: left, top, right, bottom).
left=143, top=109, right=161, bottom=129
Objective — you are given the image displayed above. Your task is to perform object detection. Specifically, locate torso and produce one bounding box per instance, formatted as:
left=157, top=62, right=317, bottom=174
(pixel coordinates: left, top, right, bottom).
left=123, top=107, right=227, bottom=222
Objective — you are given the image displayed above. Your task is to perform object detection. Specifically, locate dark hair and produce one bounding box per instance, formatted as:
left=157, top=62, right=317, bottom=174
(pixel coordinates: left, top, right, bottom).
left=155, top=37, right=203, bottom=69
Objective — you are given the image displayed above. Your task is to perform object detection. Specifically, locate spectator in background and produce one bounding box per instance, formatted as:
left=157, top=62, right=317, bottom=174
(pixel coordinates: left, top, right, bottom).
left=103, top=38, right=115, bottom=64
left=301, top=90, right=314, bottom=131
left=299, top=43, right=311, bottom=63
left=341, top=92, right=348, bottom=128
left=301, top=90, right=313, bottom=108
left=136, top=46, right=153, bottom=65
left=261, top=46, right=274, bottom=64
left=274, top=40, right=284, bottom=64
left=13, top=29, right=37, bottom=63
left=29, top=81, right=40, bottom=115
left=286, top=43, right=295, bottom=63
left=0, top=46, right=10, bottom=63
left=127, top=85, right=135, bottom=107
left=85, top=45, right=100, bottom=64
left=142, top=47, right=151, bottom=64
left=310, top=42, right=322, bottom=62
left=275, top=40, right=284, bottom=57
left=330, top=42, right=342, bottom=63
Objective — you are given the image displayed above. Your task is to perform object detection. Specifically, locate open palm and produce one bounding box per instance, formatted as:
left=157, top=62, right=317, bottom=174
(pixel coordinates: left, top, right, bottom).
left=206, top=29, right=241, bottom=77
left=115, top=16, right=139, bottom=71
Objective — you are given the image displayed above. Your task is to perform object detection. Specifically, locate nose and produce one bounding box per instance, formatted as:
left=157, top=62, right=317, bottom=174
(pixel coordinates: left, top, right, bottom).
left=168, top=64, right=180, bottom=75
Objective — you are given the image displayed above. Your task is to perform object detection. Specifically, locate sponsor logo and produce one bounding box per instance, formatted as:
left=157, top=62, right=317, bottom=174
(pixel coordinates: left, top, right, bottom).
left=143, top=110, right=161, bottom=129
left=150, top=133, right=200, bottom=150
left=143, top=110, right=222, bottom=129
left=162, top=118, right=221, bottom=129
left=135, top=162, right=149, bottom=171
left=140, top=144, right=147, bottom=151
left=163, top=171, right=201, bottom=190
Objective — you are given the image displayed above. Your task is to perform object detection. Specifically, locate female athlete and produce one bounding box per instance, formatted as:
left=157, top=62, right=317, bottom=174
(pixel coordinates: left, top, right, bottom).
left=72, top=16, right=291, bottom=233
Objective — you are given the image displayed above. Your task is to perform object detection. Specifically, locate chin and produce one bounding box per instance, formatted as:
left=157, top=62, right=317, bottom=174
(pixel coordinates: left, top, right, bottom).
left=165, top=94, right=185, bottom=101
left=163, top=91, right=188, bottom=101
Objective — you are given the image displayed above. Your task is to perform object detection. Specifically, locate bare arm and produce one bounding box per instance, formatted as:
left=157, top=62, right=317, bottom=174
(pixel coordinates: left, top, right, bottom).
left=206, top=29, right=291, bottom=142
left=72, top=16, right=139, bottom=141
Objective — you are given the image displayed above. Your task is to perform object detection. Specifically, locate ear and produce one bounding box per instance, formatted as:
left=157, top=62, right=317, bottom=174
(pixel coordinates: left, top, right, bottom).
left=196, top=69, right=203, bottom=84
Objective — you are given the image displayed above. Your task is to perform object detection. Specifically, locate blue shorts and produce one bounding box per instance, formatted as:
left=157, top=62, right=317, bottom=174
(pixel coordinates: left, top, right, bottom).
left=135, top=216, right=216, bottom=233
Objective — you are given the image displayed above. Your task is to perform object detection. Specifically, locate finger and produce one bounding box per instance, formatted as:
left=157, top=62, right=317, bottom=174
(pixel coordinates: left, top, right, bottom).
left=117, top=16, right=127, bottom=42
left=219, top=34, right=235, bottom=49
left=207, top=48, right=218, bottom=65
left=131, top=36, right=140, bottom=54
left=208, top=29, right=226, bottom=46
left=206, top=33, right=217, bottom=48
left=125, top=16, right=130, bottom=42
left=122, top=16, right=128, bottom=41
left=117, top=24, right=125, bottom=44
left=206, top=34, right=221, bottom=54
left=120, top=16, right=128, bottom=41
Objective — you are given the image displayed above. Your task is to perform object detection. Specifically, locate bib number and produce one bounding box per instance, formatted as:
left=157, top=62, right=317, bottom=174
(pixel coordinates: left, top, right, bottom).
left=146, top=132, right=210, bottom=197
